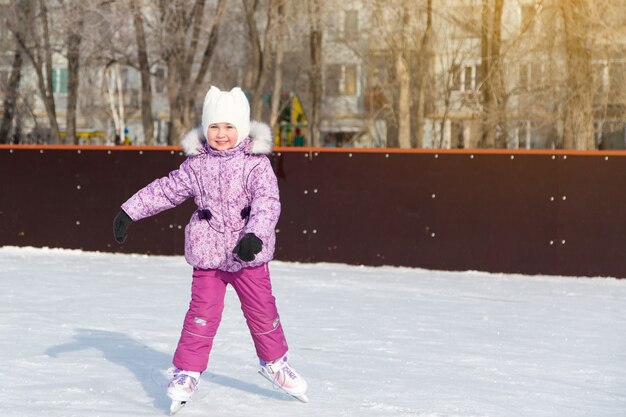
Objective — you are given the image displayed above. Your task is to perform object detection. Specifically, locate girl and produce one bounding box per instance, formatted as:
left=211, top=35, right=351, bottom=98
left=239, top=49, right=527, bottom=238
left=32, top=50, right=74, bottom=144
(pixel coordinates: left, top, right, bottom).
left=112, top=86, right=308, bottom=413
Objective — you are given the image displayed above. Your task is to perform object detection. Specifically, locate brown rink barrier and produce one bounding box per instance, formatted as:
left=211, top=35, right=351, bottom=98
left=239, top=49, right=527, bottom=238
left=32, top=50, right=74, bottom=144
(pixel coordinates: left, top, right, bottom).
left=1, top=144, right=625, bottom=278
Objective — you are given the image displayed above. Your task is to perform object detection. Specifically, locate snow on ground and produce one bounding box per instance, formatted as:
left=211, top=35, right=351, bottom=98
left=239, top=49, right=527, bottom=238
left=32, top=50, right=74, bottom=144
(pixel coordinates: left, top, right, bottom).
left=0, top=246, right=625, bottom=417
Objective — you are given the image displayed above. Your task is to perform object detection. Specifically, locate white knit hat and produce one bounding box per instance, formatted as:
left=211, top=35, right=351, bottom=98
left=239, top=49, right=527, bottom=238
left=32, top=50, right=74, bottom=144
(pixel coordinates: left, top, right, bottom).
left=201, top=86, right=251, bottom=144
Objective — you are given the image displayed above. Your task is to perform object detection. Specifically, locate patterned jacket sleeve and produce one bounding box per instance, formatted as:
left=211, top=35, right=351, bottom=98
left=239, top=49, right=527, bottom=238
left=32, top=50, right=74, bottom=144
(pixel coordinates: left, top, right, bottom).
left=121, top=159, right=195, bottom=221
left=245, top=156, right=281, bottom=242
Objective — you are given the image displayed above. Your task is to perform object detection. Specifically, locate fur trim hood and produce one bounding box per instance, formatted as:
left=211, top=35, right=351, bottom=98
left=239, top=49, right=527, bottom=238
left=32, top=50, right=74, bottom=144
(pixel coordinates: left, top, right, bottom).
left=181, top=120, right=272, bottom=157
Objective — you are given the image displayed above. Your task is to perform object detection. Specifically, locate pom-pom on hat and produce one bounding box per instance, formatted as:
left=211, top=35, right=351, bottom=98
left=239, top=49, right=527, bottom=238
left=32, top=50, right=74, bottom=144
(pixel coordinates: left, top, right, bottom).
left=201, top=86, right=251, bottom=144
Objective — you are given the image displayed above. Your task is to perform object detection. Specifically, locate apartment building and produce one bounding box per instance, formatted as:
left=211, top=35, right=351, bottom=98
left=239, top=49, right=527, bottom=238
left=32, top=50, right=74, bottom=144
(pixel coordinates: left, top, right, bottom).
left=2, top=0, right=625, bottom=148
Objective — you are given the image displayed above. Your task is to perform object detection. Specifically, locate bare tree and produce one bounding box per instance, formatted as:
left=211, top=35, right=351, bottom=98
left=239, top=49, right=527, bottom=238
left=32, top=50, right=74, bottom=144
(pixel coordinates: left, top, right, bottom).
left=242, top=0, right=285, bottom=121
left=369, top=0, right=433, bottom=148
left=242, top=0, right=262, bottom=92
left=58, top=0, right=86, bottom=145
left=395, top=1, right=411, bottom=148
left=103, top=62, right=127, bottom=143
left=0, top=47, right=23, bottom=144
left=479, top=0, right=507, bottom=148
left=559, top=0, right=596, bottom=150
left=10, top=0, right=61, bottom=144
left=131, top=0, right=154, bottom=145
left=269, top=1, right=288, bottom=128
left=158, top=0, right=227, bottom=144
left=414, top=0, right=433, bottom=148
left=3, top=0, right=622, bottom=151
left=307, top=0, right=322, bottom=147
left=369, top=0, right=403, bottom=147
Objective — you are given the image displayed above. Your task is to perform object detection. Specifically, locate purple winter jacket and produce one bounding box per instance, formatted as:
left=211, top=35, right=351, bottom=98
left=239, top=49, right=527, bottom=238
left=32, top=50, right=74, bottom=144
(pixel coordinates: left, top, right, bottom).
left=121, top=121, right=280, bottom=272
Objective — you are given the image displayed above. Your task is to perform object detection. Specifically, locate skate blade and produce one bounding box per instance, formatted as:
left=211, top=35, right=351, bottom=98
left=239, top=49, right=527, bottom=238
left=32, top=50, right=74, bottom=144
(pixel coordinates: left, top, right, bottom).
left=294, top=393, right=309, bottom=403
left=258, top=370, right=309, bottom=403
left=170, top=401, right=186, bottom=415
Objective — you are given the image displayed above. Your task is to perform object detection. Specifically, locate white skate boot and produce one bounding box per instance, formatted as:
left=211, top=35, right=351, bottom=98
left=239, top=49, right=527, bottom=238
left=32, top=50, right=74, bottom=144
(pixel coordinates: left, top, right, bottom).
left=166, top=368, right=200, bottom=415
left=259, top=353, right=308, bottom=402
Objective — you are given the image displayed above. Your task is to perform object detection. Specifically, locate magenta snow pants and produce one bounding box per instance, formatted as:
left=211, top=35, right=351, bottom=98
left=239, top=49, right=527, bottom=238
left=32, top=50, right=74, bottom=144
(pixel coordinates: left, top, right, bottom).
left=172, top=264, right=288, bottom=372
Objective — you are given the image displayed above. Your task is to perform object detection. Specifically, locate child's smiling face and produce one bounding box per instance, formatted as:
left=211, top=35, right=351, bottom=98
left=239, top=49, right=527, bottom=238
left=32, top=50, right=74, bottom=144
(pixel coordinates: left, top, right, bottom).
left=207, top=123, right=239, bottom=151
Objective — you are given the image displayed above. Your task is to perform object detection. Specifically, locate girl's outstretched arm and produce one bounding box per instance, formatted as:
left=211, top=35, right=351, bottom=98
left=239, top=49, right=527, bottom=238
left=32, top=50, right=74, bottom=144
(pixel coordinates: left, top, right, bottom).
left=121, top=160, right=195, bottom=222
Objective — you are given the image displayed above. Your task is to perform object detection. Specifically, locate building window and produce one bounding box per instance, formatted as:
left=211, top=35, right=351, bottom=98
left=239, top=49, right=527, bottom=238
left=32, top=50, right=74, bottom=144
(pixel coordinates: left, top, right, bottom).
left=518, top=121, right=530, bottom=149
left=464, top=66, right=474, bottom=91
left=519, top=61, right=544, bottom=91
left=519, top=63, right=529, bottom=90
left=154, top=67, right=166, bottom=94
left=520, top=4, right=537, bottom=32
left=326, top=64, right=341, bottom=96
left=344, top=65, right=357, bottom=95
left=451, top=63, right=478, bottom=92
left=52, top=68, right=68, bottom=94
left=326, top=64, right=358, bottom=96
left=608, top=62, right=626, bottom=104
left=531, top=62, right=543, bottom=89
left=344, top=10, right=358, bottom=41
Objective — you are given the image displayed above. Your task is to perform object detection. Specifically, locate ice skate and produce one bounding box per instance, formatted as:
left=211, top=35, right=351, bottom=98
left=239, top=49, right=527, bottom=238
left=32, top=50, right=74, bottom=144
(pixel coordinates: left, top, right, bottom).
left=259, top=353, right=308, bottom=402
left=166, top=368, right=200, bottom=415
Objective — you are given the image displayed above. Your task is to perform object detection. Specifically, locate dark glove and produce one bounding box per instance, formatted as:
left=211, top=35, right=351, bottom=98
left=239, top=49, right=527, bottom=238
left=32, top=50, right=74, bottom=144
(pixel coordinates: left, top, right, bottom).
left=113, top=209, right=133, bottom=244
left=233, top=233, right=262, bottom=261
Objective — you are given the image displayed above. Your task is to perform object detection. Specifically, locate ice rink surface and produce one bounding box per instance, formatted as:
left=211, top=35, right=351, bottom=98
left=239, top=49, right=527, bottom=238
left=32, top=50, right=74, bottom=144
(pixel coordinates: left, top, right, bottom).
left=1, top=246, right=625, bottom=417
